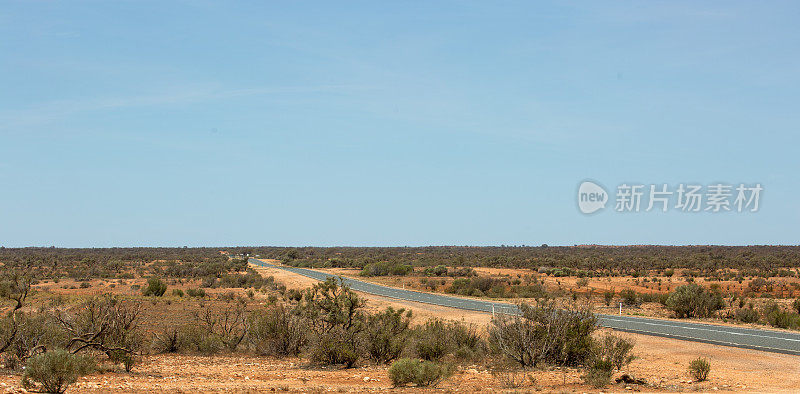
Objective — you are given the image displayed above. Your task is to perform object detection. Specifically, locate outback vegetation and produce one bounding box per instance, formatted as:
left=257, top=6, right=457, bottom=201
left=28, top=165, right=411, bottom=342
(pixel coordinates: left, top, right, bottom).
left=0, top=246, right=795, bottom=391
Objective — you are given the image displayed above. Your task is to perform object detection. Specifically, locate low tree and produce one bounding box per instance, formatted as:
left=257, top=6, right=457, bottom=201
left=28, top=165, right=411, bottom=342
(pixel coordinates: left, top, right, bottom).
left=142, top=277, right=167, bottom=297
left=297, top=277, right=366, bottom=367
left=0, top=271, right=32, bottom=356
left=54, top=295, right=142, bottom=371
left=4, top=313, right=66, bottom=370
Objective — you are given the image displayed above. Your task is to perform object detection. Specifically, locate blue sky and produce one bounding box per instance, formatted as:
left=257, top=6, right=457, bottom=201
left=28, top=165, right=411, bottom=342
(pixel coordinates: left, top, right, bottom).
left=1, top=1, right=798, bottom=247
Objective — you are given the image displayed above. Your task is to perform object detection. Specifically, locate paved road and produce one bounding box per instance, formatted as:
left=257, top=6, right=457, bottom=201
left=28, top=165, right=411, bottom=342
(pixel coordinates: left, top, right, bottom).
left=249, top=258, right=800, bottom=356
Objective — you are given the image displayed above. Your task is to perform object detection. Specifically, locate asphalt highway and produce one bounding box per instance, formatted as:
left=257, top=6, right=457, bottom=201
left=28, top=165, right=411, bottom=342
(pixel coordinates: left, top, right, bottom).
left=249, top=258, right=800, bottom=355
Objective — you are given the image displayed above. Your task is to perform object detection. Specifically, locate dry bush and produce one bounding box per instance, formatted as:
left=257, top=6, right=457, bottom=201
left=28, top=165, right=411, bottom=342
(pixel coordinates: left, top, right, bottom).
left=388, top=358, right=452, bottom=387
left=194, top=303, right=248, bottom=352
left=689, top=357, right=711, bottom=381
left=583, top=359, right=614, bottom=388
left=592, top=333, right=635, bottom=371
left=362, top=307, right=411, bottom=364
left=54, top=295, right=142, bottom=371
left=247, top=304, right=305, bottom=357
left=151, top=327, right=187, bottom=354
left=488, top=300, right=596, bottom=368
left=412, top=319, right=486, bottom=362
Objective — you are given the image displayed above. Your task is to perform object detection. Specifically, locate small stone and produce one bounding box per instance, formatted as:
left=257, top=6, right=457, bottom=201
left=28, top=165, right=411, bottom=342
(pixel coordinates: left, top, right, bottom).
left=363, top=377, right=371, bottom=382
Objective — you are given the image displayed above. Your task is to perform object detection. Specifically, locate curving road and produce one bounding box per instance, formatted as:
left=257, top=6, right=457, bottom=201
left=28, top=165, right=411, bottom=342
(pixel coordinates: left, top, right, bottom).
left=249, top=258, right=800, bottom=356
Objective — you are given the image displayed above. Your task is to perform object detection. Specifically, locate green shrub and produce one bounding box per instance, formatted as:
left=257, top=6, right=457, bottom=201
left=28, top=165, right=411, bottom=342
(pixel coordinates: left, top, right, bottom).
left=603, top=289, right=615, bottom=306
left=735, top=307, right=760, bottom=323
left=308, top=329, right=360, bottom=367
left=688, top=357, right=711, bottom=381
left=748, top=277, right=770, bottom=292
left=21, top=350, right=95, bottom=394
left=360, top=262, right=413, bottom=277
left=413, top=320, right=452, bottom=361
left=665, top=284, right=724, bottom=318
left=793, top=299, right=800, bottom=314
left=412, top=318, right=485, bottom=361
left=424, top=265, right=449, bottom=276
left=363, top=307, right=411, bottom=364
left=182, top=326, right=224, bottom=354
left=285, top=288, right=302, bottom=301
left=511, top=283, right=548, bottom=299
left=142, top=277, right=167, bottom=297
left=619, top=289, right=640, bottom=306
left=763, top=302, right=800, bottom=329
left=388, top=358, right=452, bottom=387
left=447, top=321, right=486, bottom=361
left=197, top=335, right=225, bottom=354
left=186, top=288, right=206, bottom=297
left=217, top=269, right=270, bottom=289
left=172, top=289, right=184, bottom=297
left=447, top=277, right=511, bottom=298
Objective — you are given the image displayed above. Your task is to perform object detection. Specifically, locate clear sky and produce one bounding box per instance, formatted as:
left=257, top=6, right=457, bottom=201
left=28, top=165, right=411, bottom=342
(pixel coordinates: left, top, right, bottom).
left=1, top=1, right=799, bottom=247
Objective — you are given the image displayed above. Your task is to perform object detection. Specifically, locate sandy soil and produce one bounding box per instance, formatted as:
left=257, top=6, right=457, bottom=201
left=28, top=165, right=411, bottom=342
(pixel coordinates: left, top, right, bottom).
left=2, top=343, right=797, bottom=393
